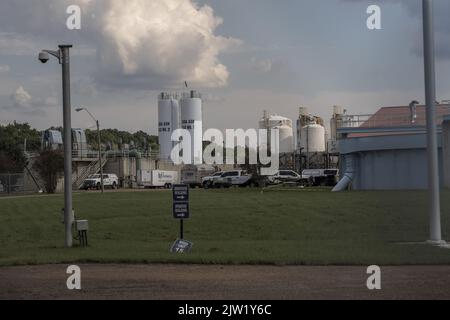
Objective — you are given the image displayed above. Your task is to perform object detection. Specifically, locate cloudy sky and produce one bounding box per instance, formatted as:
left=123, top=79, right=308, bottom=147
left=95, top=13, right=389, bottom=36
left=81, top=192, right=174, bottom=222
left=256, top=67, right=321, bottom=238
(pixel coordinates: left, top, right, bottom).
left=1, top=0, right=450, bottom=134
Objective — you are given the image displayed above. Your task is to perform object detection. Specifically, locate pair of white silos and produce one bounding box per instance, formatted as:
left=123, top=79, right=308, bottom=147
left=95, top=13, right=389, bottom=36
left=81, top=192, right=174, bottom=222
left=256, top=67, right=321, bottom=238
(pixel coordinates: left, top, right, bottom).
left=158, top=91, right=203, bottom=164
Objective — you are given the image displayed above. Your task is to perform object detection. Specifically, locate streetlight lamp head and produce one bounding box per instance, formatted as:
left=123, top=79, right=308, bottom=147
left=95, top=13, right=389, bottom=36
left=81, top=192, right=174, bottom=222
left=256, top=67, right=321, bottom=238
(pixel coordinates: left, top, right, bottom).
left=38, top=52, right=49, bottom=64
left=75, top=108, right=84, bottom=112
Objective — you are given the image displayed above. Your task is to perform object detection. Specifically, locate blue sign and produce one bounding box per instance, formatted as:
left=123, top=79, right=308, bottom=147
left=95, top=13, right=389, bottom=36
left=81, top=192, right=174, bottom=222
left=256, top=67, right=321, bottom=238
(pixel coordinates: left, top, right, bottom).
left=173, top=184, right=189, bottom=202
left=173, top=202, right=190, bottom=219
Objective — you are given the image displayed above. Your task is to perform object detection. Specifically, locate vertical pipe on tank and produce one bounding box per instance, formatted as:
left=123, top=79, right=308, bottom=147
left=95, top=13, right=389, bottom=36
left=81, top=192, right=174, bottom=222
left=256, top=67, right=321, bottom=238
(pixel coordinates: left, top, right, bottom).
left=171, top=98, right=180, bottom=158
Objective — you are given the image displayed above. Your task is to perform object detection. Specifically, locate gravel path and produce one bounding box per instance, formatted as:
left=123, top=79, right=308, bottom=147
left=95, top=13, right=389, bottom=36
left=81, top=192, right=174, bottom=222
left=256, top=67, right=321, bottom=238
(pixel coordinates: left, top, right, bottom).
left=1, top=264, right=450, bottom=300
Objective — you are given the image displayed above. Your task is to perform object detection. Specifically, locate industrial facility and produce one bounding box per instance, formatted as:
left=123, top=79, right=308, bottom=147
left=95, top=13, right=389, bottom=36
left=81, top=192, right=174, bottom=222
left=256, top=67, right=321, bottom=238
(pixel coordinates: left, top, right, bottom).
left=257, top=107, right=334, bottom=172
left=30, top=91, right=450, bottom=194
left=333, top=102, right=450, bottom=191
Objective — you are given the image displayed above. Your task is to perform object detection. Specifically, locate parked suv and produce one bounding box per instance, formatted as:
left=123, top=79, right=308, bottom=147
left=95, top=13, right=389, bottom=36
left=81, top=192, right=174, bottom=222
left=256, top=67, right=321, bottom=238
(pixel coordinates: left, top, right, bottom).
left=267, top=170, right=303, bottom=185
left=301, top=169, right=339, bottom=186
left=202, top=172, right=224, bottom=189
left=81, top=174, right=119, bottom=190
left=213, top=170, right=254, bottom=188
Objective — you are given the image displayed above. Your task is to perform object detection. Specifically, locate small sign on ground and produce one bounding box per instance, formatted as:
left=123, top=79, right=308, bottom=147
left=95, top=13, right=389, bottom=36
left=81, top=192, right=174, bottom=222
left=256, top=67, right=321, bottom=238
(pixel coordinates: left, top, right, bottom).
left=170, top=239, right=193, bottom=253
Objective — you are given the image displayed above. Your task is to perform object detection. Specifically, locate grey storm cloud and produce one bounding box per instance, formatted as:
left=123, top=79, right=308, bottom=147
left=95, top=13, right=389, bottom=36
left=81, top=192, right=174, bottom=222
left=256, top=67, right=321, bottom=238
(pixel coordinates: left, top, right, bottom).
left=2, top=86, right=58, bottom=116
left=0, top=0, right=241, bottom=89
left=342, top=0, right=450, bottom=60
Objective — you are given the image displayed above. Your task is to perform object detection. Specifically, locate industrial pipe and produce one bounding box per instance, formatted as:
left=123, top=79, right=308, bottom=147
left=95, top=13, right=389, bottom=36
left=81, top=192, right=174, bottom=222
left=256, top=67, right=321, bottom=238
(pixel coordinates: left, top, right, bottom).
left=332, top=154, right=355, bottom=192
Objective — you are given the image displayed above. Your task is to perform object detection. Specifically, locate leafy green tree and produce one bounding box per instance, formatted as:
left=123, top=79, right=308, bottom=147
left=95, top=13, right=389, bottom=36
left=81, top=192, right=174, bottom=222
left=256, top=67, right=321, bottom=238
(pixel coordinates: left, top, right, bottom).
left=0, top=122, right=41, bottom=173
left=33, top=150, right=64, bottom=194
left=85, top=128, right=158, bottom=152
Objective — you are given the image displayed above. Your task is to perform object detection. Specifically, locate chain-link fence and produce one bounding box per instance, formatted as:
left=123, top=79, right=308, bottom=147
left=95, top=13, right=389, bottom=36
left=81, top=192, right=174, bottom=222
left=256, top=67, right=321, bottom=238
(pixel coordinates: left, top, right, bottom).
left=0, top=173, right=39, bottom=196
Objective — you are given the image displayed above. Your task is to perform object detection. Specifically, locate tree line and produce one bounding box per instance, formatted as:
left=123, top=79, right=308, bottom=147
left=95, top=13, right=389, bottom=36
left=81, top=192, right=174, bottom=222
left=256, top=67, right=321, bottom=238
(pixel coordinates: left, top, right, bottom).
left=0, top=122, right=158, bottom=193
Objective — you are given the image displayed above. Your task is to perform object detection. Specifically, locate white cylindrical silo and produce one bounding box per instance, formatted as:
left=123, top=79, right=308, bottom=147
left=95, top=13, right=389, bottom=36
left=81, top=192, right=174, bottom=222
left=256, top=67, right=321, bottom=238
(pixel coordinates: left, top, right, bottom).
left=158, top=93, right=180, bottom=162
left=259, top=114, right=294, bottom=154
left=300, top=124, right=326, bottom=153
left=171, top=99, right=180, bottom=134
left=180, top=91, right=203, bottom=164
left=278, top=125, right=294, bottom=154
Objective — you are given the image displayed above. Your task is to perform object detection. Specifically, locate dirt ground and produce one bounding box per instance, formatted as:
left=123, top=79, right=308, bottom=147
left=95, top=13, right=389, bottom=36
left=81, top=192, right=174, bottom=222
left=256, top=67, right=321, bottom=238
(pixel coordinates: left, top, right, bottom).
left=1, top=264, right=450, bottom=300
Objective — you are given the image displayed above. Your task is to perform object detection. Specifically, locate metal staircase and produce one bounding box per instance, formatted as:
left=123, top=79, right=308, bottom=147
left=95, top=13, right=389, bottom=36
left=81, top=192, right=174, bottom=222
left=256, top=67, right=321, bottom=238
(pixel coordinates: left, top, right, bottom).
left=72, top=156, right=108, bottom=190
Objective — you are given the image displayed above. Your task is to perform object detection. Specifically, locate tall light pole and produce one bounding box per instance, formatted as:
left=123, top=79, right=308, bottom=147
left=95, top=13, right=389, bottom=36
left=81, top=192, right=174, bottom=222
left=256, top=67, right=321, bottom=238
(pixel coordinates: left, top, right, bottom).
left=39, top=45, right=73, bottom=248
left=422, top=0, right=443, bottom=244
left=76, top=107, right=104, bottom=193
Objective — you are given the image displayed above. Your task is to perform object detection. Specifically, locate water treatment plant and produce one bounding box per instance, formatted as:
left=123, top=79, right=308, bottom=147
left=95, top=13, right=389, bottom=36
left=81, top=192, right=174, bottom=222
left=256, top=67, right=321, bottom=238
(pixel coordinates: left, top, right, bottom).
left=3, top=0, right=450, bottom=303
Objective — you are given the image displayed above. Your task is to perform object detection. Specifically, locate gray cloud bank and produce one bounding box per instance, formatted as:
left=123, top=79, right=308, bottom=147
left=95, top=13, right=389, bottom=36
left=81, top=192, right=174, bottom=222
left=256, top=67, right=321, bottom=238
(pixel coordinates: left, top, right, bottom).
left=343, top=0, right=450, bottom=60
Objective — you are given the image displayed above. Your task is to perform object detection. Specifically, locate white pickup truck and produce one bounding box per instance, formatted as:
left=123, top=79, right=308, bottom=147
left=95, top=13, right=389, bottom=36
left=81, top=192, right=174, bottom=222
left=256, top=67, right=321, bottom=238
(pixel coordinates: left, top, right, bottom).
left=81, top=174, right=119, bottom=190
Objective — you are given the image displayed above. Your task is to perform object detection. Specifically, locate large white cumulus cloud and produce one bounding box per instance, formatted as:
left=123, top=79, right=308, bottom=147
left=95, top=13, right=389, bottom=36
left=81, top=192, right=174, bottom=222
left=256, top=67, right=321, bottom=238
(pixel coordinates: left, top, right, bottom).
left=98, top=0, right=237, bottom=88
left=0, top=0, right=240, bottom=89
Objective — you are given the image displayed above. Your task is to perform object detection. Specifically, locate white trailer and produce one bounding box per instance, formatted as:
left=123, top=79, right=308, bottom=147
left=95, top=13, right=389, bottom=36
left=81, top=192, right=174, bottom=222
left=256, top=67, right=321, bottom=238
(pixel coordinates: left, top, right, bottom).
left=137, top=170, right=179, bottom=188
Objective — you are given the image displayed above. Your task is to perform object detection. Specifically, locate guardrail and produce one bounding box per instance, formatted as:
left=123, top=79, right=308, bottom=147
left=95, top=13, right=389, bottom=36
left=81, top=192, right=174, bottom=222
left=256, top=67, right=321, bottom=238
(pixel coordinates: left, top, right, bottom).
left=72, top=148, right=160, bottom=160
left=336, top=113, right=448, bottom=129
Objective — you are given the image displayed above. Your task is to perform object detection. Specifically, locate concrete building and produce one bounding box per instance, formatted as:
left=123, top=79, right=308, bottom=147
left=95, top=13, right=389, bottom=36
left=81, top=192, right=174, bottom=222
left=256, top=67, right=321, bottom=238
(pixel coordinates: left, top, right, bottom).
left=335, top=104, right=450, bottom=191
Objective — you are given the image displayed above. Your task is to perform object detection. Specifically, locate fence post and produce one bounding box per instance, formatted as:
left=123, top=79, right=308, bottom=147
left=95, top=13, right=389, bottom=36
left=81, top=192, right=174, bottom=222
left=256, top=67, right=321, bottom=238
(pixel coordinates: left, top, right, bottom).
left=8, top=173, right=11, bottom=195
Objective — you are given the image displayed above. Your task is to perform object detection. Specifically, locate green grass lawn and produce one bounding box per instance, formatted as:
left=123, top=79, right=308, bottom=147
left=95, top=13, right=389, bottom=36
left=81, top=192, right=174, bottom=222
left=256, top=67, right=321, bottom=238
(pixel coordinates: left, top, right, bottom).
left=0, top=189, right=449, bottom=266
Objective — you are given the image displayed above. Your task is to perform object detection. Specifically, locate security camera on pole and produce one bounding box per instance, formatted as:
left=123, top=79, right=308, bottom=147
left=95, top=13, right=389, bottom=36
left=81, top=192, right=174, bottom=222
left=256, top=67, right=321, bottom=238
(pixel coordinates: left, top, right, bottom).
left=39, top=45, right=74, bottom=248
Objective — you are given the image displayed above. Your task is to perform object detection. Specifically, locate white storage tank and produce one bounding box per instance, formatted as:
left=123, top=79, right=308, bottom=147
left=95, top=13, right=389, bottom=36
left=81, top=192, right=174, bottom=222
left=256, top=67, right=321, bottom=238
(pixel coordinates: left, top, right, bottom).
left=259, top=114, right=293, bottom=130
left=259, top=113, right=294, bottom=154
left=300, top=123, right=326, bottom=153
left=158, top=93, right=180, bottom=162
left=278, top=125, right=294, bottom=154
left=180, top=91, right=203, bottom=164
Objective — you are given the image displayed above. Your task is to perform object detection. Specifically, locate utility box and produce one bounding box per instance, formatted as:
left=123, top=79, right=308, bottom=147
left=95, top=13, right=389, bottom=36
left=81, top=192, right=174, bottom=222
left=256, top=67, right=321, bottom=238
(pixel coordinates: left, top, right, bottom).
left=76, top=220, right=89, bottom=231
left=76, top=220, right=89, bottom=247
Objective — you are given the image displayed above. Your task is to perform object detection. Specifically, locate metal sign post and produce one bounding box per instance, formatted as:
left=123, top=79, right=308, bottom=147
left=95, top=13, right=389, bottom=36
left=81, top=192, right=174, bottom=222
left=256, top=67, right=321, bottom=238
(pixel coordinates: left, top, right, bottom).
left=173, top=202, right=190, bottom=236
left=422, top=0, right=443, bottom=244
left=171, top=185, right=193, bottom=253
